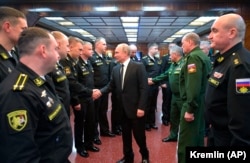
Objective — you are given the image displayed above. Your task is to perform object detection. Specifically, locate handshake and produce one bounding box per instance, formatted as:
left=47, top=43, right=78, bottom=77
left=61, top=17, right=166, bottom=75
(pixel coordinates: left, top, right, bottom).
left=148, top=78, right=154, bottom=85
left=92, top=89, right=102, bottom=100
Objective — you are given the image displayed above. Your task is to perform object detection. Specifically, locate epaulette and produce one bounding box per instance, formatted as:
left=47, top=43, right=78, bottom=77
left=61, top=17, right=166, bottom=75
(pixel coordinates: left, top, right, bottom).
left=142, top=56, right=148, bottom=59
left=232, top=52, right=242, bottom=67
left=13, top=73, right=28, bottom=91
left=0, top=52, right=9, bottom=60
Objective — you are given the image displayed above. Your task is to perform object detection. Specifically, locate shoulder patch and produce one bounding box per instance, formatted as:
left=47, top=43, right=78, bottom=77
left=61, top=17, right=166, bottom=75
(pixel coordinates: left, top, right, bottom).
left=13, top=73, right=28, bottom=91
left=236, top=78, right=250, bottom=94
left=187, top=63, right=197, bottom=73
left=7, top=110, right=28, bottom=132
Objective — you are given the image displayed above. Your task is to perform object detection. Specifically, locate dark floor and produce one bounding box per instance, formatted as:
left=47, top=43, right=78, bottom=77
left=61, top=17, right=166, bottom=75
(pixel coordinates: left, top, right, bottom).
left=68, top=89, right=177, bottom=163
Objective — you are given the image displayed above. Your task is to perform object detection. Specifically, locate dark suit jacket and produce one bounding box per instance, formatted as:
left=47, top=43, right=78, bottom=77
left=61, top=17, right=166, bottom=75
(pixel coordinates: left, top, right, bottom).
left=101, top=60, right=148, bottom=119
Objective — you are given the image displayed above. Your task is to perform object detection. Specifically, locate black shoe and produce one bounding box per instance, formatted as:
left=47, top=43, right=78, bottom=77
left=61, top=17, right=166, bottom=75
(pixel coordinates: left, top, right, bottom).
left=116, top=157, right=134, bottom=163
left=77, top=149, right=89, bottom=157
left=93, top=138, right=102, bottom=145
left=162, top=120, right=169, bottom=126
left=113, top=129, right=122, bottom=135
left=142, top=158, right=150, bottom=163
left=150, top=125, right=158, bottom=130
left=162, top=137, right=177, bottom=142
left=145, top=125, right=151, bottom=131
left=100, top=131, right=116, bottom=137
left=86, top=145, right=100, bottom=152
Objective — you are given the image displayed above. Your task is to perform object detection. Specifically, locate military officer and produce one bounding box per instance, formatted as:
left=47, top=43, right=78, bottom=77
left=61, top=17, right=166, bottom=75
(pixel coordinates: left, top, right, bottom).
left=0, top=6, right=27, bottom=83
left=178, top=32, right=211, bottom=163
left=74, top=41, right=101, bottom=157
left=0, top=27, right=72, bottom=163
left=206, top=13, right=250, bottom=146
left=149, top=45, right=184, bottom=142
left=141, top=43, right=161, bottom=131
left=49, top=31, right=71, bottom=117
left=89, top=37, right=115, bottom=145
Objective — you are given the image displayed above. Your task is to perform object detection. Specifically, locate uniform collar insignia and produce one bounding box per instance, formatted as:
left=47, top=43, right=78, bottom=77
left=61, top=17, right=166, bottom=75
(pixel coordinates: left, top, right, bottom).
left=33, top=77, right=45, bottom=86
left=0, top=52, right=9, bottom=59
left=217, top=56, right=224, bottom=63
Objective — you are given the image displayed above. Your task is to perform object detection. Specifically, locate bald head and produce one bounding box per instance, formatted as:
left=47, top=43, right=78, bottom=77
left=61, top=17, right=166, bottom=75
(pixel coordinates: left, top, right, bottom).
left=208, top=13, right=246, bottom=54
left=215, top=13, right=246, bottom=40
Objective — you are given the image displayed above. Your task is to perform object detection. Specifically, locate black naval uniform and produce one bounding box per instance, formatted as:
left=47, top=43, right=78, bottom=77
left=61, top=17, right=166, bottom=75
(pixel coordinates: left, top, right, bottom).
left=60, top=54, right=89, bottom=106
left=0, top=45, right=18, bottom=83
left=89, top=52, right=112, bottom=137
left=0, top=62, right=72, bottom=163
left=160, top=54, right=172, bottom=125
left=74, top=57, right=96, bottom=149
left=48, top=62, right=71, bottom=117
left=141, top=55, right=161, bottom=129
left=205, top=42, right=250, bottom=146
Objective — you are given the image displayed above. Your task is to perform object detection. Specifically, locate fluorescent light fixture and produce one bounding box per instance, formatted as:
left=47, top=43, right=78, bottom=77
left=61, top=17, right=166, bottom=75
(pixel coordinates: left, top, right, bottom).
left=164, top=38, right=176, bottom=42
left=128, top=38, right=137, bottom=42
left=189, top=16, right=218, bottom=26
left=45, top=17, right=65, bottom=21
left=175, top=29, right=195, bottom=35
left=59, top=21, right=74, bottom=26
left=189, top=22, right=206, bottom=26
left=94, top=7, right=118, bottom=11
left=124, top=29, right=138, bottom=33
left=122, top=23, right=138, bottom=27
left=28, top=8, right=53, bottom=12
left=83, top=34, right=94, bottom=37
left=171, top=34, right=183, bottom=38
left=142, top=6, right=166, bottom=11
left=126, top=34, right=137, bottom=37
left=120, top=17, right=139, bottom=22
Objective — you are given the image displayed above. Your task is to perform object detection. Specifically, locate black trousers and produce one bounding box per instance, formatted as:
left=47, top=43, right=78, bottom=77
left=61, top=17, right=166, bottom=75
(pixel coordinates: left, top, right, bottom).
left=94, top=92, right=109, bottom=138
left=146, top=85, right=159, bottom=126
left=161, top=85, right=172, bottom=122
left=82, top=99, right=96, bottom=147
left=73, top=104, right=86, bottom=150
left=111, top=92, right=122, bottom=132
left=122, top=111, right=149, bottom=160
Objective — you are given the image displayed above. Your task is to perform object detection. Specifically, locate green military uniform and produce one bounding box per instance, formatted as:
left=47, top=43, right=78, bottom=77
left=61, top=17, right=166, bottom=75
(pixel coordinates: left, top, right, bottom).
left=153, top=58, right=185, bottom=140
left=178, top=47, right=211, bottom=163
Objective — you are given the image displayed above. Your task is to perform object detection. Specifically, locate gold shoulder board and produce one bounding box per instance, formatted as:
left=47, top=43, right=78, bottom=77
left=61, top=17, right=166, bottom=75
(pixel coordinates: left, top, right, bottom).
left=13, top=73, right=28, bottom=91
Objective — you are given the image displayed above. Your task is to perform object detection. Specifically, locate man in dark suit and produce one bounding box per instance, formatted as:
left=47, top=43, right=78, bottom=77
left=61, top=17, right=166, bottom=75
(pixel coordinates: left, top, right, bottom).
left=101, top=43, right=149, bottom=163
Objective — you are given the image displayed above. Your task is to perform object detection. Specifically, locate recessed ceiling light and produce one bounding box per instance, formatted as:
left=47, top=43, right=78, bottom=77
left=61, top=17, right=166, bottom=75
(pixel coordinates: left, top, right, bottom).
left=94, top=7, right=118, bottom=11
left=45, top=17, right=65, bottom=21
left=29, top=8, right=53, bottom=12
left=120, top=17, right=139, bottom=22
left=142, top=6, right=166, bottom=11
left=175, top=29, right=195, bottom=35
left=59, top=21, right=74, bottom=26
left=124, top=29, right=138, bottom=33
left=122, top=23, right=138, bottom=27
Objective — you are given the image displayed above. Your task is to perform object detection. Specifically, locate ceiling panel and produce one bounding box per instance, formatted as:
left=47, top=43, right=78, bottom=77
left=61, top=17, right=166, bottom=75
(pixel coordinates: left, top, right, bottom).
left=4, top=0, right=244, bottom=44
